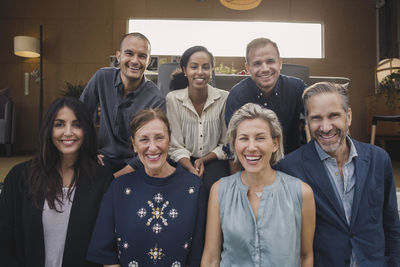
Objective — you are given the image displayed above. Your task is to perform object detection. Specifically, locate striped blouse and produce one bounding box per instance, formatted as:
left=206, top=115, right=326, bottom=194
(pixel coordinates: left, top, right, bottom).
left=166, top=85, right=228, bottom=162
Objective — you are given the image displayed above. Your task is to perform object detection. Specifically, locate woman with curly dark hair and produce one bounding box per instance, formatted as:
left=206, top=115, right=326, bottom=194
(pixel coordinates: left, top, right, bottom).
left=0, top=97, right=113, bottom=267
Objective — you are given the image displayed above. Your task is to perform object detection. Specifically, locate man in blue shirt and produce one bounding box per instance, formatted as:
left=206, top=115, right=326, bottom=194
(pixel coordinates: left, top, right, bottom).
left=225, top=38, right=306, bottom=156
left=80, top=33, right=165, bottom=177
left=276, top=82, right=400, bottom=266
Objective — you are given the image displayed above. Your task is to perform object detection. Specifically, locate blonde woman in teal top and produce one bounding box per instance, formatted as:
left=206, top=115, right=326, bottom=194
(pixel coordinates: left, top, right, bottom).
left=201, top=103, right=316, bottom=267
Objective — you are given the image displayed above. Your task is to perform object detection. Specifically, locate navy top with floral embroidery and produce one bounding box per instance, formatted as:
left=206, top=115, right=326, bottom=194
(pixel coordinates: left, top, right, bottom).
left=87, top=164, right=206, bottom=267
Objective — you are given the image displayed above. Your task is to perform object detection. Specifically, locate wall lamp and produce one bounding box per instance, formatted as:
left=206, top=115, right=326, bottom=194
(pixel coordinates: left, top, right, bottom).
left=13, top=25, right=44, bottom=126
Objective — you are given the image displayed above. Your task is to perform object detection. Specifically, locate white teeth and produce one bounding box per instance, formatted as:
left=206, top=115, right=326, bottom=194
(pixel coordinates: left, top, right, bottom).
left=62, top=140, right=74, bottom=145
left=147, top=154, right=160, bottom=159
left=245, top=156, right=261, bottom=161
left=260, top=74, right=272, bottom=78
left=320, top=133, right=336, bottom=139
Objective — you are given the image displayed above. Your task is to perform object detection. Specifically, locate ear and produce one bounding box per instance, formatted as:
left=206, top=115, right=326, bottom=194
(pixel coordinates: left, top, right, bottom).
left=146, top=55, right=151, bottom=67
left=116, top=51, right=121, bottom=64
left=272, top=137, right=279, bottom=153
left=279, top=58, right=283, bottom=71
left=130, top=136, right=136, bottom=152
left=245, top=62, right=250, bottom=73
left=347, top=107, right=352, bottom=129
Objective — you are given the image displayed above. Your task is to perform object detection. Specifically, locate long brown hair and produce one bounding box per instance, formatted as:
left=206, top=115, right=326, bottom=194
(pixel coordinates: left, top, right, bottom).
left=27, top=97, right=98, bottom=211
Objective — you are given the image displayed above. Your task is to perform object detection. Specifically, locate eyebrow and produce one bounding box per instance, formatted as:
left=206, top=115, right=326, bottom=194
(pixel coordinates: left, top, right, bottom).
left=54, top=119, right=79, bottom=123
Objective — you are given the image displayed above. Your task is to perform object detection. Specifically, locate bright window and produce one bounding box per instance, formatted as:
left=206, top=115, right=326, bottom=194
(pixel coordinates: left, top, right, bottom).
left=128, top=19, right=323, bottom=58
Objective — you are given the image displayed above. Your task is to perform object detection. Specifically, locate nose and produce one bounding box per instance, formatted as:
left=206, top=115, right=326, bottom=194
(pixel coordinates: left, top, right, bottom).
left=260, top=62, right=269, bottom=72
left=148, top=139, right=157, bottom=151
left=63, top=124, right=72, bottom=136
left=195, top=66, right=203, bottom=74
left=320, top=118, right=333, bottom=133
left=130, top=54, right=139, bottom=64
left=247, top=138, right=257, bottom=151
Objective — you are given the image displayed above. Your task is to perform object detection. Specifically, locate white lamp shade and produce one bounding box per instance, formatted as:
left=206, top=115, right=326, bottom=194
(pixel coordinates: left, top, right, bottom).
left=14, top=36, right=40, bottom=58
left=376, top=58, right=400, bottom=83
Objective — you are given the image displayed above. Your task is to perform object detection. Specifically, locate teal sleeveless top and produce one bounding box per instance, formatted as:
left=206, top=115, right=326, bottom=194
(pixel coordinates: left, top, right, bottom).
left=218, top=171, right=302, bottom=267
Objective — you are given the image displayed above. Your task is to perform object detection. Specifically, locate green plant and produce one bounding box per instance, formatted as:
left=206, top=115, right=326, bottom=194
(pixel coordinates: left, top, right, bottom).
left=377, top=70, right=400, bottom=107
left=60, top=81, right=86, bottom=99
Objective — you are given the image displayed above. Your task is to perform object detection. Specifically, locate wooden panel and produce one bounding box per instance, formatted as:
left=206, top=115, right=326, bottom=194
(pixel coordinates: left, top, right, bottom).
left=366, top=93, right=400, bottom=136
left=0, top=0, right=379, bottom=152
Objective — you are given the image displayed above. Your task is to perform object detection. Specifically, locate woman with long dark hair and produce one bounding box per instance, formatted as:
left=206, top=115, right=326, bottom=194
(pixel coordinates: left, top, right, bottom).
left=0, top=97, right=113, bottom=267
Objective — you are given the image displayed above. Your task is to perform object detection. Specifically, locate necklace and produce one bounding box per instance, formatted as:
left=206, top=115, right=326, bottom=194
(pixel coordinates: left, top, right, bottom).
left=255, top=191, right=263, bottom=198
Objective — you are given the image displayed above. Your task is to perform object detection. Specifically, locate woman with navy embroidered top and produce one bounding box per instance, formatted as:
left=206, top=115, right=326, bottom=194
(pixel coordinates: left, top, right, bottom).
left=201, top=103, right=316, bottom=267
left=0, top=97, right=113, bottom=267
left=87, top=108, right=206, bottom=267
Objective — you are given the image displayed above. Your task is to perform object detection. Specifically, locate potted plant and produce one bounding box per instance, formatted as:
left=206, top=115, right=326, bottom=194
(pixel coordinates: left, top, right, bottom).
left=60, top=81, right=86, bottom=99
left=377, top=70, right=400, bottom=107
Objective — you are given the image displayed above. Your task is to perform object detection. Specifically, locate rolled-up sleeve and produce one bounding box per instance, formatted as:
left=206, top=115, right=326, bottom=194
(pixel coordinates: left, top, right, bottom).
left=211, top=98, right=228, bottom=160
left=79, top=71, right=100, bottom=118
left=166, top=93, right=192, bottom=162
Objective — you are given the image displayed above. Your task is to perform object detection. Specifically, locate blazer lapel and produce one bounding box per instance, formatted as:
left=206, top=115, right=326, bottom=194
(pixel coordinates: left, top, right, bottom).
left=62, top=178, right=90, bottom=266
left=24, top=192, right=46, bottom=266
left=303, top=141, right=348, bottom=226
left=349, top=140, right=370, bottom=228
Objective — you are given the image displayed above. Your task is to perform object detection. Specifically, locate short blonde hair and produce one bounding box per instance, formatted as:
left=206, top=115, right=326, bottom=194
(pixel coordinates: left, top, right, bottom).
left=227, top=103, right=284, bottom=166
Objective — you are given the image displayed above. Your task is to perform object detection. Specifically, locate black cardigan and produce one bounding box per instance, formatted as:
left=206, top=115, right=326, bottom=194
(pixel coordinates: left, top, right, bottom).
left=0, top=161, right=113, bottom=267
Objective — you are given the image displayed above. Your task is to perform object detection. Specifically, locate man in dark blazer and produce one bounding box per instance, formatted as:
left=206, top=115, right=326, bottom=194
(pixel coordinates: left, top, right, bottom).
left=276, top=82, right=400, bottom=266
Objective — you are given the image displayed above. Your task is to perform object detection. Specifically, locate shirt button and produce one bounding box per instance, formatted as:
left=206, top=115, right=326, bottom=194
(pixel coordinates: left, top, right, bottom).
left=200, top=148, right=202, bottom=150
left=199, top=122, right=202, bottom=125
left=200, top=135, right=203, bottom=137
left=264, top=103, right=267, bottom=106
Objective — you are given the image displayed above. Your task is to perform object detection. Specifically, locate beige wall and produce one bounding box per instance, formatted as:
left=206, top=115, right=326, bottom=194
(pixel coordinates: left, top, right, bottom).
left=0, top=0, right=376, bottom=152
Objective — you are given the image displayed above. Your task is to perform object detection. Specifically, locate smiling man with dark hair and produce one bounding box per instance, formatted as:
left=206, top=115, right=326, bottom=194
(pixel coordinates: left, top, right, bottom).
left=80, top=32, right=165, bottom=178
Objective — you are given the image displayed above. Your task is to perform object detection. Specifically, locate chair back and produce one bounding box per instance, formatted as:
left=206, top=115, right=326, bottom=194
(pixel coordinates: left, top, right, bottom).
left=281, top=63, right=310, bottom=85
left=157, top=62, right=179, bottom=96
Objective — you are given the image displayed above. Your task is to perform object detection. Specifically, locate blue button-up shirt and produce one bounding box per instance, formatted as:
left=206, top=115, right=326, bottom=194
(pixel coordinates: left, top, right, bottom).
left=315, top=136, right=359, bottom=267
left=225, top=75, right=306, bottom=154
left=80, top=67, right=165, bottom=168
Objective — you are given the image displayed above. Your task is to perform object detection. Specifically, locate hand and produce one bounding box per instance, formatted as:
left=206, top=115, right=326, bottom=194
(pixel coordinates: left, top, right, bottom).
left=97, top=154, right=105, bottom=166
left=188, top=167, right=200, bottom=176
left=194, top=158, right=205, bottom=178
left=114, top=165, right=135, bottom=178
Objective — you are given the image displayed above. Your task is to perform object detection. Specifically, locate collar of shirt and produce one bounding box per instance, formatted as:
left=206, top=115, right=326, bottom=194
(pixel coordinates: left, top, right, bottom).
left=249, top=74, right=282, bottom=99
left=113, top=68, right=148, bottom=98
left=314, top=136, right=358, bottom=164
left=175, top=85, right=222, bottom=114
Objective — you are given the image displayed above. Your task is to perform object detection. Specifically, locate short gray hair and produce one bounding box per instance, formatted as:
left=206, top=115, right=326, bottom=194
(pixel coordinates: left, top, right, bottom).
left=302, top=82, right=349, bottom=116
left=227, top=103, right=284, bottom=166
